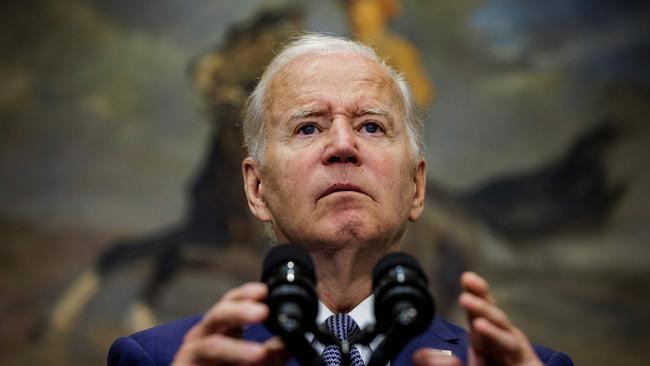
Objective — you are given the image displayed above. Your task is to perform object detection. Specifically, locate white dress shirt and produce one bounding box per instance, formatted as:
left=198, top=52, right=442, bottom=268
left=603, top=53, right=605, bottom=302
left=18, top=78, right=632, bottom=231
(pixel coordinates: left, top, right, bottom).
left=310, top=295, right=384, bottom=364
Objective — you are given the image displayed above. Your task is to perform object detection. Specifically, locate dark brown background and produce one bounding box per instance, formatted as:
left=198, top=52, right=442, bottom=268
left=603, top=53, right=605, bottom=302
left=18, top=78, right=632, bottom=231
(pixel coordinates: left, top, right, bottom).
left=1, top=1, right=649, bottom=365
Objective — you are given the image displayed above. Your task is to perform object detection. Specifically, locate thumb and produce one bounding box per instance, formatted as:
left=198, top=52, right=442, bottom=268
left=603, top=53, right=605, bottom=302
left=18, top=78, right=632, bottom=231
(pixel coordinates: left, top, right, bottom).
left=412, top=348, right=463, bottom=366
left=257, top=336, right=290, bottom=366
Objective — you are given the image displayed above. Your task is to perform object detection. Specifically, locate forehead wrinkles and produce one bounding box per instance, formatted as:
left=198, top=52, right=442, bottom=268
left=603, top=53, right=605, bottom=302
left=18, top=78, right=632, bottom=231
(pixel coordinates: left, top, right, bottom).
left=265, top=54, right=405, bottom=123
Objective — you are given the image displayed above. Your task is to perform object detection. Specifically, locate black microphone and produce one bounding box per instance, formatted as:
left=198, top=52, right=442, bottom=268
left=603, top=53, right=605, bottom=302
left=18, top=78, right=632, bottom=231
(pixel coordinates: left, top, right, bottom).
left=368, top=252, right=435, bottom=366
left=261, top=244, right=321, bottom=366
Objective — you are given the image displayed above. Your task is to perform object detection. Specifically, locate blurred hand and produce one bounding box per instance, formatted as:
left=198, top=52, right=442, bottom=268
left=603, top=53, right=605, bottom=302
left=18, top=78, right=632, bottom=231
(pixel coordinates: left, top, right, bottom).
left=413, top=272, right=543, bottom=366
left=172, top=282, right=289, bottom=366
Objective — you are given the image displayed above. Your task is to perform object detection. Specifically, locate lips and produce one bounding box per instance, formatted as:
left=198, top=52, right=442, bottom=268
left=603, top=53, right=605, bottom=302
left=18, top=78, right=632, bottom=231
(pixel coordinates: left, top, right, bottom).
left=318, top=183, right=366, bottom=200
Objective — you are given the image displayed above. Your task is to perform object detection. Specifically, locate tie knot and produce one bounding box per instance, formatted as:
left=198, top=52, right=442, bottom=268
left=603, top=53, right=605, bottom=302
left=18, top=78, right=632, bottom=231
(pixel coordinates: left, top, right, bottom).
left=324, top=313, right=361, bottom=341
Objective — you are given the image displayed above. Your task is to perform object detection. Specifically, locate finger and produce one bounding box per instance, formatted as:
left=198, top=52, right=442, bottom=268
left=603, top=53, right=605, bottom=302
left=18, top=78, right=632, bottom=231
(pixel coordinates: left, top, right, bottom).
left=412, top=348, right=462, bottom=366
left=221, top=282, right=268, bottom=301
left=188, top=302, right=267, bottom=340
left=472, top=317, right=543, bottom=365
left=184, top=283, right=269, bottom=341
left=254, top=336, right=290, bottom=366
left=472, top=317, right=521, bottom=355
left=174, top=334, right=267, bottom=365
left=198, top=300, right=269, bottom=337
left=460, top=272, right=495, bottom=304
left=186, top=301, right=268, bottom=340
left=459, top=292, right=511, bottom=330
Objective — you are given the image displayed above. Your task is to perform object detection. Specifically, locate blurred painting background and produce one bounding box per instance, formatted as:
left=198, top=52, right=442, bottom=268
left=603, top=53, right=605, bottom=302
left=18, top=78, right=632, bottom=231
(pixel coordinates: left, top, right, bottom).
left=1, top=0, right=649, bottom=365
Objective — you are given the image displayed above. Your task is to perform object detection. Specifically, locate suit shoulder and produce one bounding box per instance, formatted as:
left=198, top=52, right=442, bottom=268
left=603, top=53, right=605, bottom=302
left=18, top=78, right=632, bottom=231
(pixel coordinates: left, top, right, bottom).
left=428, top=318, right=467, bottom=341
left=129, top=314, right=202, bottom=343
left=533, top=344, right=575, bottom=366
left=108, top=336, right=156, bottom=366
left=108, top=315, right=202, bottom=366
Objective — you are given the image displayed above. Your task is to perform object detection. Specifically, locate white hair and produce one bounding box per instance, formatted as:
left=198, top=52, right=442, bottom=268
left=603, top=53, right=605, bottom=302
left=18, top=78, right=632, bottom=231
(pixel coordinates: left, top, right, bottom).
left=241, top=33, right=424, bottom=162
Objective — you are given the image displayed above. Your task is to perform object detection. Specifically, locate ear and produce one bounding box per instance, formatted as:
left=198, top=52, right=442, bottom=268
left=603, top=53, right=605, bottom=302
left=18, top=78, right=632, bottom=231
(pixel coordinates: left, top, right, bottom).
left=408, top=158, right=426, bottom=221
left=242, top=157, right=273, bottom=222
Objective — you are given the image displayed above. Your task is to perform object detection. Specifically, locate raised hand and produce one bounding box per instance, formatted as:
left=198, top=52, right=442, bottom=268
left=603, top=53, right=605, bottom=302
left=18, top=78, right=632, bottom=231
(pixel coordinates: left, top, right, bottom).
left=413, top=272, right=543, bottom=366
left=172, top=282, right=289, bottom=366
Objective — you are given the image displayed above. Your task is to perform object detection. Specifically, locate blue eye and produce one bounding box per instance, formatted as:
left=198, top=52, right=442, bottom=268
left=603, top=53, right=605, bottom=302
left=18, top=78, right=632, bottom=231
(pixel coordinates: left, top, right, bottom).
left=299, top=125, right=317, bottom=135
left=362, top=122, right=381, bottom=133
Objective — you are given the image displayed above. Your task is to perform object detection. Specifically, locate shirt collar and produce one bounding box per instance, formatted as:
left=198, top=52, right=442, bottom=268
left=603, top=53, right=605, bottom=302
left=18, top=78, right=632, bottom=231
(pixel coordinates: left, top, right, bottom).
left=314, top=294, right=382, bottom=361
left=317, top=295, right=375, bottom=331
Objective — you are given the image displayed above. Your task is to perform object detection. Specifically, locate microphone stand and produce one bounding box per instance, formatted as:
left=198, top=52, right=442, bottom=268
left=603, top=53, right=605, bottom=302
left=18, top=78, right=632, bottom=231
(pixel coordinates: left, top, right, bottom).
left=367, top=302, right=423, bottom=366
left=274, top=308, right=323, bottom=366
left=283, top=331, right=323, bottom=366
left=279, top=304, right=428, bottom=366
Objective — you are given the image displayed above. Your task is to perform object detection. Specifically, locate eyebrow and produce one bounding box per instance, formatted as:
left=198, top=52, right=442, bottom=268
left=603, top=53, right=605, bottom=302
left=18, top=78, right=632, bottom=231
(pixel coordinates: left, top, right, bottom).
left=288, top=106, right=393, bottom=121
left=355, top=107, right=391, bottom=119
left=288, top=109, right=326, bottom=121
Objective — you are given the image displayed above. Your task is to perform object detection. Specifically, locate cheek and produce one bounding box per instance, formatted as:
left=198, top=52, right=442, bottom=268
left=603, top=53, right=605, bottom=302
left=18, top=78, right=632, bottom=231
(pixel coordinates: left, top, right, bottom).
left=380, top=156, right=415, bottom=201
left=264, top=152, right=317, bottom=201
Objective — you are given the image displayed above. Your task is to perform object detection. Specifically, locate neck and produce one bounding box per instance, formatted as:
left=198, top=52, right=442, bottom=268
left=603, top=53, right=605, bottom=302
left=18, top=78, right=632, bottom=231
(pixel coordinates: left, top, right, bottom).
left=310, top=244, right=397, bottom=313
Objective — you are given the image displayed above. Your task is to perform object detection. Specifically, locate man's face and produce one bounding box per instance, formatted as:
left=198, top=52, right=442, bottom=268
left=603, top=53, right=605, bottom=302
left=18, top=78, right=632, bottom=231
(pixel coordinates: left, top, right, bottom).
left=243, top=53, right=425, bottom=251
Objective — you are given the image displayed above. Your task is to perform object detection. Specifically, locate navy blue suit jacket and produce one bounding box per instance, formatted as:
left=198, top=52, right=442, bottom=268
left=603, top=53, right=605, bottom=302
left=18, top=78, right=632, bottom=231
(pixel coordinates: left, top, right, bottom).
left=107, top=315, right=573, bottom=365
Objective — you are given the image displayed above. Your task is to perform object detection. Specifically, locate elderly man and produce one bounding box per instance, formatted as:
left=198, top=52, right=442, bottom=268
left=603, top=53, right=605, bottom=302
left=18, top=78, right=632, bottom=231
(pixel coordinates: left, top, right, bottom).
left=108, top=34, right=573, bottom=366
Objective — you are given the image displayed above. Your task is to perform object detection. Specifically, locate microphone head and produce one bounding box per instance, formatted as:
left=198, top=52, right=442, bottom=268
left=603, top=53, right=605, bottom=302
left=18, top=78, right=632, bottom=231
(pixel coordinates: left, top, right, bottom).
left=262, top=244, right=318, bottom=336
left=372, top=252, right=426, bottom=287
left=372, top=251, right=435, bottom=336
left=262, top=244, right=315, bottom=283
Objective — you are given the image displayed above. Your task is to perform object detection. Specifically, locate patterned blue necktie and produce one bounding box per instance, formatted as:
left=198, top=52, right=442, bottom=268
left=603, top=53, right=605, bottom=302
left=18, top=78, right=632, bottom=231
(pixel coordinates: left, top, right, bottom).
left=321, top=314, right=366, bottom=366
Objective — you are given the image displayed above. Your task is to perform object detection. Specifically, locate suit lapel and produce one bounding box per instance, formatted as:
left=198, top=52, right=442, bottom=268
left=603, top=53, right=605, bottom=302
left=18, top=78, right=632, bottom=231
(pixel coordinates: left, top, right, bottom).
left=391, top=318, right=467, bottom=366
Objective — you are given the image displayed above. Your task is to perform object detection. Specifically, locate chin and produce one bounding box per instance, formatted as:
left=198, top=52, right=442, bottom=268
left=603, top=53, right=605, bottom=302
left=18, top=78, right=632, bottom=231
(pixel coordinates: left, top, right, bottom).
left=285, top=212, right=400, bottom=250
left=321, top=221, right=386, bottom=250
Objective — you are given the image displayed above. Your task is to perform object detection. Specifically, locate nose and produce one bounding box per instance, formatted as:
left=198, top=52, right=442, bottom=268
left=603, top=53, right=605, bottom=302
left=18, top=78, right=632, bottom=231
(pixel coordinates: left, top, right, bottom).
left=322, top=119, right=361, bottom=165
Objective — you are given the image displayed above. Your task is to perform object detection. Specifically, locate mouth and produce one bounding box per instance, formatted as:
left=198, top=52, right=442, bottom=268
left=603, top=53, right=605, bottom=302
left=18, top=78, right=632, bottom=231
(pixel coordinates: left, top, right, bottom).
left=318, top=183, right=366, bottom=200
